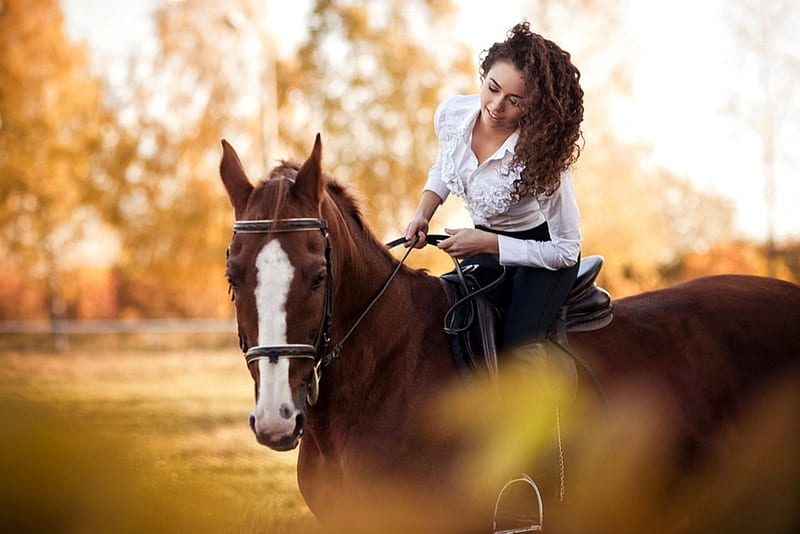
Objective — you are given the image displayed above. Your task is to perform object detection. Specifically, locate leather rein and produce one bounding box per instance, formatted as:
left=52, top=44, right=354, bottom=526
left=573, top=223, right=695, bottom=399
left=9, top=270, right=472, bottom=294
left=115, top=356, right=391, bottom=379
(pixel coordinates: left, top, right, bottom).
left=232, top=217, right=420, bottom=405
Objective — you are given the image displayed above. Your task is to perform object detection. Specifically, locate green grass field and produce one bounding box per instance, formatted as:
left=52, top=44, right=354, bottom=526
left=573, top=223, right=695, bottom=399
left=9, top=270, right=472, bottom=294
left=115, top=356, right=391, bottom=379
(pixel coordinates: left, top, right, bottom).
left=0, top=349, right=318, bottom=533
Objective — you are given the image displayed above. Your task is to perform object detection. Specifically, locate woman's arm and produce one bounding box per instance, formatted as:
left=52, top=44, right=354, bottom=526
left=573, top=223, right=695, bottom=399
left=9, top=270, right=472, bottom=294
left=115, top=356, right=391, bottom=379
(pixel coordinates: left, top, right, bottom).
left=497, top=171, right=581, bottom=269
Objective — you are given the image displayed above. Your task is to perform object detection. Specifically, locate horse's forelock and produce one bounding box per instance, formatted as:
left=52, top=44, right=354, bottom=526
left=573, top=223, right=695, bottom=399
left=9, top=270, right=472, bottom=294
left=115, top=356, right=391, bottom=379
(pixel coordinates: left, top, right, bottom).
left=269, top=161, right=301, bottom=179
left=252, top=162, right=395, bottom=265
left=248, top=171, right=294, bottom=220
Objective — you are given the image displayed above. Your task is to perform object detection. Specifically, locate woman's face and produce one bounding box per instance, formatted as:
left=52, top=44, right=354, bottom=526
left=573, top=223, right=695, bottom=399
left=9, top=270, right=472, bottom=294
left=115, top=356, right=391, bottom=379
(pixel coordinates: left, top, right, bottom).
left=479, top=60, right=526, bottom=131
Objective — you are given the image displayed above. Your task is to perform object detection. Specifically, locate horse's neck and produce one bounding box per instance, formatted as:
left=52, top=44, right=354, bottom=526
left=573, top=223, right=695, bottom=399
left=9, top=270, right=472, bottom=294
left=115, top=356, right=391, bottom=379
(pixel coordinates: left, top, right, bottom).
left=316, top=235, right=454, bottom=428
left=329, top=222, right=411, bottom=320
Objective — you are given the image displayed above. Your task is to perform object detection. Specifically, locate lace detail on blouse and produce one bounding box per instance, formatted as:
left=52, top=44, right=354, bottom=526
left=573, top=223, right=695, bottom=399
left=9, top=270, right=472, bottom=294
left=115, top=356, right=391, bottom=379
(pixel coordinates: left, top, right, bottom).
left=437, top=127, right=519, bottom=225
left=437, top=128, right=464, bottom=196
left=461, top=166, right=516, bottom=224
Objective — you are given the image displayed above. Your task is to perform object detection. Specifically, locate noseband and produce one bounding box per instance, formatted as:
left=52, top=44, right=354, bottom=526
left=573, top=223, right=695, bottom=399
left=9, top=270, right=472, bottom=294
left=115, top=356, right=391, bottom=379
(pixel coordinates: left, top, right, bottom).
left=233, top=218, right=332, bottom=405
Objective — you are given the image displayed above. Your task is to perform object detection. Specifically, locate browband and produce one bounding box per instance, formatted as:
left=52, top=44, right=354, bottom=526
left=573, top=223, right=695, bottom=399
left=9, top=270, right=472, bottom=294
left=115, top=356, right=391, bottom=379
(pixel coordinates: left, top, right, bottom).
left=233, top=218, right=327, bottom=233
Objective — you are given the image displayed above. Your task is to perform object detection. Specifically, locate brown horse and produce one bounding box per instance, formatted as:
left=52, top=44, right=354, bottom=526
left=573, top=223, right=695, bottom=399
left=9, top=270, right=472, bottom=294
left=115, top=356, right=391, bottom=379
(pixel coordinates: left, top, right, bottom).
left=219, top=136, right=800, bottom=533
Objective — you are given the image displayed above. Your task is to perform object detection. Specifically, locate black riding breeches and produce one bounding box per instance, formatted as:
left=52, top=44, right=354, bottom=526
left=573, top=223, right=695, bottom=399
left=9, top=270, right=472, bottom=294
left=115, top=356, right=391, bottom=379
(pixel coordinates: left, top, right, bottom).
left=461, top=222, right=580, bottom=349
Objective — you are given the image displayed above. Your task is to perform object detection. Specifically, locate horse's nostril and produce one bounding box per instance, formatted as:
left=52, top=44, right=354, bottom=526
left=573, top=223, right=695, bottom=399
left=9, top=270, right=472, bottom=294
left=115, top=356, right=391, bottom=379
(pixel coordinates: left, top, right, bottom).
left=249, top=414, right=256, bottom=431
left=279, top=403, right=292, bottom=420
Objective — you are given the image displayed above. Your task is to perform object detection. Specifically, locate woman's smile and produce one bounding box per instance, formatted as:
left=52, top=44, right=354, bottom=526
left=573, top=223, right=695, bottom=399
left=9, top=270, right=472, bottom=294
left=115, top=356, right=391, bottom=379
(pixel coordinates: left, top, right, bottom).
left=478, top=60, right=526, bottom=131
left=486, top=107, right=502, bottom=122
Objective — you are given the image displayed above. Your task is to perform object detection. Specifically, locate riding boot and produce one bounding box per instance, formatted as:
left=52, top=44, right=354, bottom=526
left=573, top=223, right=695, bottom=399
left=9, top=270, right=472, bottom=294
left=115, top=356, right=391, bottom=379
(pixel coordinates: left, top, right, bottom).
left=510, top=341, right=549, bottom=366
left=508, top=342, right=578, bottom=406
left=498, top=344, right=577, bottom=528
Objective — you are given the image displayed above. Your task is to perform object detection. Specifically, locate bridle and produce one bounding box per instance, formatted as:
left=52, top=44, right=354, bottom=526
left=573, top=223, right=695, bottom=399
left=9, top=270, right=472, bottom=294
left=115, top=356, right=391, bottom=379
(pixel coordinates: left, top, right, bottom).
left=232, top=217, right=417, bottom=406
left=232, top=218, right=331, bottom=405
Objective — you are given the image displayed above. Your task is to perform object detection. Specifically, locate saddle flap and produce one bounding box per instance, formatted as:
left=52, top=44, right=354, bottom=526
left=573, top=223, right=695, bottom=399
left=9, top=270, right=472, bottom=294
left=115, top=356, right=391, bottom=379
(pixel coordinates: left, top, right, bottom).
left=440, top=273, right=502, bottom=380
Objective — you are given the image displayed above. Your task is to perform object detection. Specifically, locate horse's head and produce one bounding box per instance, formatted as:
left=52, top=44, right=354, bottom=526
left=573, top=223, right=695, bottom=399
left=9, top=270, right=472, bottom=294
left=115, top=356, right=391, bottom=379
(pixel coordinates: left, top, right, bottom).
left=219, top=135, right=330, bottom=451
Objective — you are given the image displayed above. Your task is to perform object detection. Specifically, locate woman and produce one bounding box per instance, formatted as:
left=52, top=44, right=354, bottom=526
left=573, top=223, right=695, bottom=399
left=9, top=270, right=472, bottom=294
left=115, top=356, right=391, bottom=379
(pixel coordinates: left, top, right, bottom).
left=405, top=21, right=584, bottom=360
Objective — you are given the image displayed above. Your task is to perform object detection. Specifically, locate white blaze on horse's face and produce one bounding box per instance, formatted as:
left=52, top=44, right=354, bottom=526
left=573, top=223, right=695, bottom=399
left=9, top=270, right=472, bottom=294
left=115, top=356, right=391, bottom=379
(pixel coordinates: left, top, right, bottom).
left=250, top=240, right=302, bottom=446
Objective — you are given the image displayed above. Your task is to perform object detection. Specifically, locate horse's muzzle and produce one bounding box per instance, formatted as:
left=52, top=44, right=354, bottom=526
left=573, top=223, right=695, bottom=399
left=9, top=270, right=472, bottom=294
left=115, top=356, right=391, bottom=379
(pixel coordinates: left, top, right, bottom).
left=250, top=412, right=304, bottom=451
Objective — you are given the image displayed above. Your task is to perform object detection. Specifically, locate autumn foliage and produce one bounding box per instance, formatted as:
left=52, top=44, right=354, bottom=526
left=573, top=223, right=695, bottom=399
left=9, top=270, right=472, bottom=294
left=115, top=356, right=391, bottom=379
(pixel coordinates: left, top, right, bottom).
left=0, top=0, right=796, bottom=322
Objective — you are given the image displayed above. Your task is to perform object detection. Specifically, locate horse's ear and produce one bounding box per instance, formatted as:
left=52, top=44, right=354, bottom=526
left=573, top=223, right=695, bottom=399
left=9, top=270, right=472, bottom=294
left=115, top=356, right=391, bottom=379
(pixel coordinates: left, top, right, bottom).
left=220, top=140, right=254, bottom=218
left=293, top=134, right=324, bottom=207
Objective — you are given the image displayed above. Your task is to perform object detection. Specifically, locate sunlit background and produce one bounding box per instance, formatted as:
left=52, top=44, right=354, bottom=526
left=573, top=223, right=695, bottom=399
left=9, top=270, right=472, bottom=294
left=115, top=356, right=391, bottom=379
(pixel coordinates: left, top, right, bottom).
left=2, top=0, right=799, bottom=327
left=62, top=0, right=800, bottom=241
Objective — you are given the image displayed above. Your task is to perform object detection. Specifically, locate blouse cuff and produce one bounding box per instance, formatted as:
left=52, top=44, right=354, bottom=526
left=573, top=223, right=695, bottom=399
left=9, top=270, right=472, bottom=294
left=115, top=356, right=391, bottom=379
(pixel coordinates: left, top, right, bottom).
left=423, top=173, right=450, bottom=201
left=497, top=235, right=528, bottom=266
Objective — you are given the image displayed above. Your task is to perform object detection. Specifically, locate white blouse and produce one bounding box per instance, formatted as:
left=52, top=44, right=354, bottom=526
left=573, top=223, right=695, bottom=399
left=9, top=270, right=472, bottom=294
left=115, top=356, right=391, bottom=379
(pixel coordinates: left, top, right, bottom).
left=424, top=94, right=582, bottom=270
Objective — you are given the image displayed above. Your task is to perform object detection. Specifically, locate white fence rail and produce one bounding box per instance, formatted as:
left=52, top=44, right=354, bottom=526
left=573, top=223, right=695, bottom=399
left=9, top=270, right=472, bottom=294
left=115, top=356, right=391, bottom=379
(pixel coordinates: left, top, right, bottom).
left=0, top=318, right=236, bottom=335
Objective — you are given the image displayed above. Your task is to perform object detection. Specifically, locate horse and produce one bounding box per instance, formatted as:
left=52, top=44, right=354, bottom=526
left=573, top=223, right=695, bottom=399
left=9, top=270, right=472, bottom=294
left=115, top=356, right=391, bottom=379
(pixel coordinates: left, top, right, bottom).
left=219, top=135, right=800, bottom=533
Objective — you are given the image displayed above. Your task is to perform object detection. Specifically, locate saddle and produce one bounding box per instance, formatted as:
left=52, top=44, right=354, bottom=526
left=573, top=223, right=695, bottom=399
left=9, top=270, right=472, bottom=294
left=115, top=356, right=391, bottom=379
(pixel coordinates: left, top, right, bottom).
left=440, top=255, right=613, bottom=380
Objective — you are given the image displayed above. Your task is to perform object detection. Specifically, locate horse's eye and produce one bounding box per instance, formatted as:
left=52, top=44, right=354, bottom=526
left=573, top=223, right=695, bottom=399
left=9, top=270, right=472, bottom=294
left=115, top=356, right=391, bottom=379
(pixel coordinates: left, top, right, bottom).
left=311, top=272, right=326, bottom=290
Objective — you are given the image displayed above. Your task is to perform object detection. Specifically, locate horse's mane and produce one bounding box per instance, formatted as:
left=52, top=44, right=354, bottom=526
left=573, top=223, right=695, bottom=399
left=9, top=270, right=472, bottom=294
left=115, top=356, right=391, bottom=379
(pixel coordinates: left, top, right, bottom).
left=259, top=160, right=370, bottom=230
left=258, top=161, right=425, bottom=277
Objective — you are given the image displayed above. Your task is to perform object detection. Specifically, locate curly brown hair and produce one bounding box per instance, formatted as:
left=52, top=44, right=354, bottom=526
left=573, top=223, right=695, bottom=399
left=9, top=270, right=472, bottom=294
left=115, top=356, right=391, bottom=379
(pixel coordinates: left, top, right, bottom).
left=479, top=21, right=584, bottom=199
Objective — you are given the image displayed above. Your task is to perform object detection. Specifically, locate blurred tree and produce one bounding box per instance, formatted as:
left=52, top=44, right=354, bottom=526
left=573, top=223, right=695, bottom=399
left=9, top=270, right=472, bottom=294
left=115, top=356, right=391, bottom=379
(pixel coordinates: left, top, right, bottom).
left=724, top=0, right=800, bottom=275
left=577, top=133, right=736, bottom=296
left=2, top=0, right=758, bottom=325
left=660, top=240, right=798, bottom=285
left=779, top=241, right=800, bottom=280
left=283, top=0, right=475, bottom=238
left=523, top=0, right=735, bottom=295
left=82, top=0, right=477, bottom=318
left=92, top=0, right=257, bottom=317
left=0, top=0, right=105, bottom=330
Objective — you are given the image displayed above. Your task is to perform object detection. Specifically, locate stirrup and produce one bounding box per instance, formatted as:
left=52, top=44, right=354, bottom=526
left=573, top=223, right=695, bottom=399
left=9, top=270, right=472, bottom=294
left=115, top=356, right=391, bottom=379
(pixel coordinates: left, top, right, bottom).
left=492, top=473, right=543, bottom=533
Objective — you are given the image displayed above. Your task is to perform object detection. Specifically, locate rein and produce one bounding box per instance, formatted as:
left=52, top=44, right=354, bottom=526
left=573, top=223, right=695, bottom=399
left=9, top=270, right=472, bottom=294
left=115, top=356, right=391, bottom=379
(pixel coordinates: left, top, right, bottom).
left=389, top=234, right=508, bottom=337
left=232, top=217, right=420, bottom=405
left=323, top=234, right=419, bottom=368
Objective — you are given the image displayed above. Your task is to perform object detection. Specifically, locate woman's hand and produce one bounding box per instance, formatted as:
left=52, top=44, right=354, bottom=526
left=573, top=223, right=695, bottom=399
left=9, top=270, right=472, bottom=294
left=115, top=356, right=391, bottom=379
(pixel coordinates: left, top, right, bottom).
left=405, top=190, right=443, bottom=248
left=404, top=216, right=429, bottom=248
left=438, top=228, right=499, bottom=259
